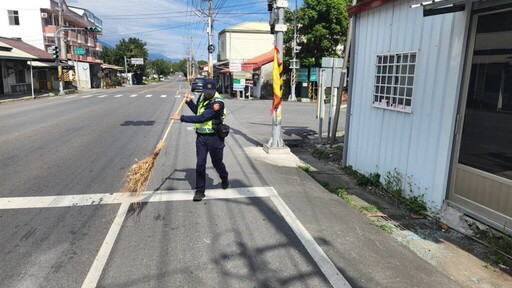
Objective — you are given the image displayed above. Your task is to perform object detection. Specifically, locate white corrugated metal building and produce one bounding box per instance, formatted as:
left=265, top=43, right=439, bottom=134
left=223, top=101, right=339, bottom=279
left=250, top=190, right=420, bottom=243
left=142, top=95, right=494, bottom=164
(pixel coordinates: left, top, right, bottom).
left=345, top=0, right=512, bottom=231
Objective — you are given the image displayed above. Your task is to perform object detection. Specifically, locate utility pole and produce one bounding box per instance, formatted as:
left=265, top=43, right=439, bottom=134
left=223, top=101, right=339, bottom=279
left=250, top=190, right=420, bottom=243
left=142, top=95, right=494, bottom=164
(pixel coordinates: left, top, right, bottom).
left=189, top=36, right=193, bottom=78
left=265, top=0, right=288, bottom=151
left=124, top=56, right=128, bottom=84
left=57, top=0, right=64, bottom=95
left=289, top=0, right=298, bottom=102
left=332, top=0, right=357, bottom=149
left=207, top=0, right=213, bottom=77
left=341, top=0, right=358, bottom=164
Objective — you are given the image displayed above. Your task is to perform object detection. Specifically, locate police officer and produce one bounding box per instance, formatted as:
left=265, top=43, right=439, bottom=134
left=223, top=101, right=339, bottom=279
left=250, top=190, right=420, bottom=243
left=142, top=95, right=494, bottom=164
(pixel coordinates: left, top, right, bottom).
left=171, top=79, right=229, bottom=201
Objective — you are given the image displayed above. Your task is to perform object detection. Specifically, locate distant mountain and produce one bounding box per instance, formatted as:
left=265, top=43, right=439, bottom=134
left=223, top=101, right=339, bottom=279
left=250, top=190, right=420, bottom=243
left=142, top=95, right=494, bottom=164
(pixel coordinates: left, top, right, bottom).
left=98, top=40, right=113, bottom=48
left=148, top=53, right=180, bottom=62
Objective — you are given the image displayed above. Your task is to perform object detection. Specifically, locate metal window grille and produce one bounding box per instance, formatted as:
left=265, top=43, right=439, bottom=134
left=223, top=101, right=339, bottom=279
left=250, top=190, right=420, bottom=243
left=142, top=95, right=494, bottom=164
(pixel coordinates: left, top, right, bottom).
left=373, top=52, right=416, bottom=112
left=8, top=10, right=19, bottom=26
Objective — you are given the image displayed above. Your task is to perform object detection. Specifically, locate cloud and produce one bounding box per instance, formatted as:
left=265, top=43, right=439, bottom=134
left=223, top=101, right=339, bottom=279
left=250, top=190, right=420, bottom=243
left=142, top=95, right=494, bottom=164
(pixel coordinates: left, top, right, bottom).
left=66, top=0, right=286, bottom=60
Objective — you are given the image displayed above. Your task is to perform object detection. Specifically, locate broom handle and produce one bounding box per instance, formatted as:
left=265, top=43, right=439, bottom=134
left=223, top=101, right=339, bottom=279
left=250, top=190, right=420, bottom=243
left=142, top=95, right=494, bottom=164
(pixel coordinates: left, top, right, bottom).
left=158, top=96, right=187, bottom=149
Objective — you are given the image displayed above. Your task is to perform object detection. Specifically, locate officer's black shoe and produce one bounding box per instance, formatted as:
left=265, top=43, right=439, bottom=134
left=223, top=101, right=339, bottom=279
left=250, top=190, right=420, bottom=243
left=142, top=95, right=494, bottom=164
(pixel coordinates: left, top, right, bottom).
left=221, top=179, right=229, bottom=190
left=193, top=191, right=205, bottom=202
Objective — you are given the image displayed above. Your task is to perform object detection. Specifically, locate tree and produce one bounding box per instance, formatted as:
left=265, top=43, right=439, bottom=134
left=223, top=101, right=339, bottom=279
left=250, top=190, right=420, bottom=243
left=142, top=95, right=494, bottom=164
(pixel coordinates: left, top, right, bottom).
left=147, top=59, right=172, bottom=80
left=286, top=0, right=349, bottom=68
left=99, top=46, right=116, bottom=65
left=170, top=59, right=188, bottom=76
left=99, top=38, right=149, bottom=74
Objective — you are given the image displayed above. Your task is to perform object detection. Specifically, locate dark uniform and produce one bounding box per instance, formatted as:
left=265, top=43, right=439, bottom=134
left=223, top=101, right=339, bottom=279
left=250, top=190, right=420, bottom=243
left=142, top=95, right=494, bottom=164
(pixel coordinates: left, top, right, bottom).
left=180, top=91, right=229, bottom=201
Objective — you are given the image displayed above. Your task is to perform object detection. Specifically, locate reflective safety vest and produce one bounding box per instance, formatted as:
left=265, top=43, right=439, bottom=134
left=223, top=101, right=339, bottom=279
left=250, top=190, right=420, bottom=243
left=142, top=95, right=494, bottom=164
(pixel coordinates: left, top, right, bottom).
left=195, top=93, right=226, bottom=134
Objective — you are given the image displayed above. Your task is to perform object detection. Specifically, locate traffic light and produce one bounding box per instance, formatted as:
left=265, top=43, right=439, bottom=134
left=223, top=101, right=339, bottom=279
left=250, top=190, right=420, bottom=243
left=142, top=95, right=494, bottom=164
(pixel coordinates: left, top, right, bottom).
left=84, top=26, right=101, bottom=33
left=52, top=45, right=59, bottom=60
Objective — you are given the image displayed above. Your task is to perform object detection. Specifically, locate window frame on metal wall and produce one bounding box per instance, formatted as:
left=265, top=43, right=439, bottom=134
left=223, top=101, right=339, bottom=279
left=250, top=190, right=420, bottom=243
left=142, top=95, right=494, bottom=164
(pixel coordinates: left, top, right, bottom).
left=372, top=51, right=417, bottom=113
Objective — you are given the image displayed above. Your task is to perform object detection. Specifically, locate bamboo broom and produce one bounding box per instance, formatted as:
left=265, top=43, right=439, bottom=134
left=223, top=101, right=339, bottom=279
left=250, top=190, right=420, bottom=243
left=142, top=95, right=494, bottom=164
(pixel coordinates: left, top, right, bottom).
left=122, top=97, right=187, bottom=196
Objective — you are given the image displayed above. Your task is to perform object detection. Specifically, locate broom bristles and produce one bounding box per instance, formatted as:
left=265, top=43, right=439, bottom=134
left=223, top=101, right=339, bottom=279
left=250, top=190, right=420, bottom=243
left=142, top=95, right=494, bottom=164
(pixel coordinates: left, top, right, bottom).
left=121, top=97, right=187, bottom=199
left=122, top=146, right=162, bottom=196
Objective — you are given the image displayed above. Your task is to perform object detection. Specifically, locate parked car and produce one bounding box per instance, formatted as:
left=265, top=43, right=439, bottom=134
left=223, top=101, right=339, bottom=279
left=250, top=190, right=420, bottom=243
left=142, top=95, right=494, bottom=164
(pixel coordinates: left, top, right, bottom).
left=191, top=78, right=205, bottom=92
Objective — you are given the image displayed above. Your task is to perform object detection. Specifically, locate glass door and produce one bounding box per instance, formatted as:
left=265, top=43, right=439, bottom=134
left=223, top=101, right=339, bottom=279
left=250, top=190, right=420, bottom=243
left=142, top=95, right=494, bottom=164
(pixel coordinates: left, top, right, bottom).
left=450, top=8, right=512, bottom=230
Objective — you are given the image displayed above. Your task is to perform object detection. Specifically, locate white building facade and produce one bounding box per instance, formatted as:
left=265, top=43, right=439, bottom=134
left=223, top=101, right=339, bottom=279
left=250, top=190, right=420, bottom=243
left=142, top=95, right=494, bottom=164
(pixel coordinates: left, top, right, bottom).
left=346, top=0, right=512, bottom=231
left=216, top=22, right=274, bottom=96
left=0, top=0, right=103, bottom=89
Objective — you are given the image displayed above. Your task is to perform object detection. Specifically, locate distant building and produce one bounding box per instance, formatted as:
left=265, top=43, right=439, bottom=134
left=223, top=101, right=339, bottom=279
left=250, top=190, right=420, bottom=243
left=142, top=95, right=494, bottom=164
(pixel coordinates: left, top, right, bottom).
left=216, top=22, right=274, bottom=96
left=0, top=0, right=103, bottom=89
left=0, top=36, right=61, bottom=95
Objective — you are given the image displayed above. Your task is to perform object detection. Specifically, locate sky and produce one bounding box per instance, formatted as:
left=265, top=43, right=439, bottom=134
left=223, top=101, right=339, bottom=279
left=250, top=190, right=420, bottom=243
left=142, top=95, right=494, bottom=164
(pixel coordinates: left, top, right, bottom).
left=67, top=0, right=303, bottom=61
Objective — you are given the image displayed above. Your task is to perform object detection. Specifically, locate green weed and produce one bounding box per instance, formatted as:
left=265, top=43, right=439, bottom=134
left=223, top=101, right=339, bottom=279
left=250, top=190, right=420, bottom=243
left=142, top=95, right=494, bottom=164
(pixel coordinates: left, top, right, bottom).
left=377, top=223, right=395, bottom=234
left=337, top=188, right=354, bottom=206
left=299, top=163, right=311, bottom=172
left=359, top=204, right=380, bottom=213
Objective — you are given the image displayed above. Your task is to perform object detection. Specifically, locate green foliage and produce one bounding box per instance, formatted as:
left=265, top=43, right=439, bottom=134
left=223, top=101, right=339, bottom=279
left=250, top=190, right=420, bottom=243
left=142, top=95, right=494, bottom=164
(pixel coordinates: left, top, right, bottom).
left=484, top=228, right=512, bottom=264
left=319, top=180, right=331, bottom=190
left=355, top=172, right=381, bottom=188
left=299, top=163, right=311, bottom=172
left=99, top=38, right=149, bottom=74
left=170, top=59, right=188, bottom=76
left=337, top=188, right=354, bottom=206
left=384, top=169, right=403, bottom=199
left=359, top=204, right=380, bottom=213
left=403, top=195, right=428, bottom=216
left=146, top=59, right=173, bottom=79
left=312, top=146, right=330, bottom=160
left=344, top=165, right=359, bottom=178
left=284, top=0, right=349, bottom=68
left=377, top=223, right=395, bottom=234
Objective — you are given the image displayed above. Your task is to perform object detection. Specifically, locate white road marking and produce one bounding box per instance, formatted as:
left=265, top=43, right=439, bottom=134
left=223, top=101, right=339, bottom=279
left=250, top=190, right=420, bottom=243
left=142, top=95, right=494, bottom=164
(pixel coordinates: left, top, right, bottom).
left=81, top=199, right=130, bottom=288
left=98, top=94, right=108, bottom=98
left=161, top=95, right=167, bottom=98
left=80, top=95, right=95, bottom=99
left=2, top=186, right=349, bottom=287
left=269, top=190, right=352, bottom=287
left=145, top=94, right=152, bottom=97
left=64, top=95, right=77, bottom=99
left=0, top=187, right=275, bottom=209
left=113, top=94, right=123, bottom=98
left=130, top=94, right=137, bottom=97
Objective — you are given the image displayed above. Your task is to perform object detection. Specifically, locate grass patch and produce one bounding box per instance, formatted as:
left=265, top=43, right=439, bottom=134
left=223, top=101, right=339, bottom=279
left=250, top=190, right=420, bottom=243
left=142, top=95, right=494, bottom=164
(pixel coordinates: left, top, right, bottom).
left=337, top=188, right=355, bottom=207
left=359, top=204, right=380, bottom=213
left=298, top=163, right=311, bottom=172
left=313, top=146, right=330, bottom=160
left=377, top=223, right=395, bottom=234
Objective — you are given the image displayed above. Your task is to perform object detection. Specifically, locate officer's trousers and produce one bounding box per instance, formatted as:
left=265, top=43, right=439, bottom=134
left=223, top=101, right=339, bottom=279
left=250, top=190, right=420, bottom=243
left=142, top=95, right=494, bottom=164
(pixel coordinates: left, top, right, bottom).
left=195, top=133, right=228, bottom=192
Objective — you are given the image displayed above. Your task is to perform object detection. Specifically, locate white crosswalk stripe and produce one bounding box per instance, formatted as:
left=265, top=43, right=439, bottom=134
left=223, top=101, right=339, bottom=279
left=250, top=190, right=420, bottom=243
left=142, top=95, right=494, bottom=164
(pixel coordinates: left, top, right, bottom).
left=0, top=186, right=350, bottom=288
left=61, top=93, right=175, bottom=100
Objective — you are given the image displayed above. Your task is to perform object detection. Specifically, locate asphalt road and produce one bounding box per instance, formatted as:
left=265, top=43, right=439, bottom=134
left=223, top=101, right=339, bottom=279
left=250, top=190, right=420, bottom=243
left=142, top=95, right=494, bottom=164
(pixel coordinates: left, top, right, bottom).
left=0, top=77, right=345, bottom=287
